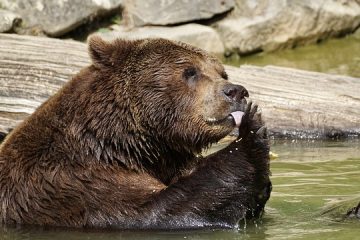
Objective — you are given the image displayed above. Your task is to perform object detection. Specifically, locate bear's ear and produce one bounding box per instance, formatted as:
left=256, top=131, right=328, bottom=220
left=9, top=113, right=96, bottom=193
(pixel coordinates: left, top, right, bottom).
left=88, top=36, right=112, bottom=68
left=88, top=36, right=135, bottom=68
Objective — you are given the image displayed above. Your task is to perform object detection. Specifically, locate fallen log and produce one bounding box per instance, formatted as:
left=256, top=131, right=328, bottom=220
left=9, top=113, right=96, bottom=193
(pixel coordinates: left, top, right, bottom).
left=0, top=33, right=359, bottom=139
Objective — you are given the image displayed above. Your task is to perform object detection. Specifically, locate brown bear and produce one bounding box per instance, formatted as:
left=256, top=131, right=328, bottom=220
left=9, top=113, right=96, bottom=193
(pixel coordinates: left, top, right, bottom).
left=0, top=36, right=271, bottom=229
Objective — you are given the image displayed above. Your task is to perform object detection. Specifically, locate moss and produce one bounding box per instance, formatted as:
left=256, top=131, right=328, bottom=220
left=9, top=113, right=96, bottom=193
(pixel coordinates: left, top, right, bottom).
left=111, top=14, right=121, bottom=25
left=61, top=13, right=122, bottom=41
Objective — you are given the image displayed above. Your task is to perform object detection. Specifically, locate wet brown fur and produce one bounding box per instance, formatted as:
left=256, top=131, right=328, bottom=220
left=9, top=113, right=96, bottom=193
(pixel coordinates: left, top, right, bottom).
left=0, top=37, right=271, bottom=229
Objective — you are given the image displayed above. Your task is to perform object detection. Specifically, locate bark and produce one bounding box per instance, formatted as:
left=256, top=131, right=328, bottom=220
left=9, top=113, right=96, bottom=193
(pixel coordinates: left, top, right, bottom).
left=0, top=33, right=359, bottom=139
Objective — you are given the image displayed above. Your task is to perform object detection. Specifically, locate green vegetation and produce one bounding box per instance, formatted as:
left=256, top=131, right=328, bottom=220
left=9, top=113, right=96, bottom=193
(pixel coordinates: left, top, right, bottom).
left=111, top=14, right=121, bottom=25
left=62, top=13, right=122, bottom=41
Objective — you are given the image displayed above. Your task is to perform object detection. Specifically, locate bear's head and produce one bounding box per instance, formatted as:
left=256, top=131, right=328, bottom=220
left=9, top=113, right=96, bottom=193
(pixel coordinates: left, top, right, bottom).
left=85, top=36, right=248, bottom=177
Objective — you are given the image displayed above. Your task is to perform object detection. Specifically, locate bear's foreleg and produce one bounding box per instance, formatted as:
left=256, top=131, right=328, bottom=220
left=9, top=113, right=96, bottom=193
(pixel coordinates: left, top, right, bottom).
left=141, top=103, right=271, bottom=229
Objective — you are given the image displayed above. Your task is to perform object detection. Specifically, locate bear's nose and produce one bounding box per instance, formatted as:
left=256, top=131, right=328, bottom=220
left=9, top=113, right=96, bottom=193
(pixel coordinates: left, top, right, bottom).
left=223, top=84, right=249, bottom=102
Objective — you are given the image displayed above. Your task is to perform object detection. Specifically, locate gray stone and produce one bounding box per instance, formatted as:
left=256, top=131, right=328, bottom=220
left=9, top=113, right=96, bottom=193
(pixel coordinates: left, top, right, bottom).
left=215, top=0, right=360, bottom=55
left=0, top=0, right=123, bottom=36
left=0, top=10, right=21, bottom=33
left=95, top=23, right=225, bottom=56
left=123, top=0, right=235, bottom=27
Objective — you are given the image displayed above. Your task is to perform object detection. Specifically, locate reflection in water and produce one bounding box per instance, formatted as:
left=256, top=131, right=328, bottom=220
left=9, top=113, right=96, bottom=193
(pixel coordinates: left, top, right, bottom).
left=1, top=140, right=359, bottom=240
left=225, top=34, right=360, bottom=78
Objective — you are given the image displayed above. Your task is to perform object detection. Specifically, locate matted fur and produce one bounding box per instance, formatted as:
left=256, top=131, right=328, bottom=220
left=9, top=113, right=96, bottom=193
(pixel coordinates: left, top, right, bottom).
left=0, top=37, right=271, bottom=229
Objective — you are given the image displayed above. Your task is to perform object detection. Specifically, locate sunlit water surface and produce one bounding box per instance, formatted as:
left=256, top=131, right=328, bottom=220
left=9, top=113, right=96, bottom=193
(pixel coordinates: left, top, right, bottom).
left=1, top=140, right=359, bottom=240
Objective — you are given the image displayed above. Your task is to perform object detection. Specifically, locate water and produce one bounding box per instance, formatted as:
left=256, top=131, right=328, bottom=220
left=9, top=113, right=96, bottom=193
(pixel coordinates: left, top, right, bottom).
left=224, top=34, right=360, bottom=78
left=1, top=140, right=359, bottom=240
left=262, top=140, right=360, bottom=240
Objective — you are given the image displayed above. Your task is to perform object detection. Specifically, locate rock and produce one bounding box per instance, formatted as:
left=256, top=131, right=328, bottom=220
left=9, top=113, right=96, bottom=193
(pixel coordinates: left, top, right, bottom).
left=215, top=0, right=360, bottom=55
left=0, top=9, right=21, bottom=33
left=0, top=0, right=123, bottom=36
left=95, top=23, right=225, bottom=56
left=122, top=0, right=234, bottom=27
left=347, top=202, right=360, bottom=219
left=322, top=198, right=360, bottom=220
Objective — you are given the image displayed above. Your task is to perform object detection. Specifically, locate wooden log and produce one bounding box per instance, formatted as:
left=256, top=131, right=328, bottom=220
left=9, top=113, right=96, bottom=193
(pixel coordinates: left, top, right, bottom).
left=0, top=34, right=89, bottom=135
left=226, top=66, right=360, bottom=138
left=0, top=33, right=359, bottom=139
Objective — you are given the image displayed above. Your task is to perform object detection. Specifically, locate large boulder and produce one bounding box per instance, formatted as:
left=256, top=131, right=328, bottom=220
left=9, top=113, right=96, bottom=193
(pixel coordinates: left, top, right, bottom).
left=95, top=23, right=225, bottom=56
left=0, top=9, right=21, bottom=33
left=122, top=0, right=235, bottom=27
left=0, top=0, right=123, bottom=36
left=214, top=0, right=360, bottom=55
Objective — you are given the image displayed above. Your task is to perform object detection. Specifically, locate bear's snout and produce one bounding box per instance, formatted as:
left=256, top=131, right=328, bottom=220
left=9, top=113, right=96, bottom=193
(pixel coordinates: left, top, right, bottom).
left=222, top=84, right=249, bottom=103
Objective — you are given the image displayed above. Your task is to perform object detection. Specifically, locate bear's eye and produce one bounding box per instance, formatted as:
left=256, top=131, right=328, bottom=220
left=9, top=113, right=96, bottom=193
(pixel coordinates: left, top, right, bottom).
left=183, top=67, right=198, bottom=83
left=221, top=71, right=228, bottom=80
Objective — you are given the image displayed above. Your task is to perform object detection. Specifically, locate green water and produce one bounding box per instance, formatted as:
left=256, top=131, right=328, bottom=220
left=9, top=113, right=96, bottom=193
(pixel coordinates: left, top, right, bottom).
left=1, top=140, right=359, bottom=240
left=224, top=34, right=360, bottom=78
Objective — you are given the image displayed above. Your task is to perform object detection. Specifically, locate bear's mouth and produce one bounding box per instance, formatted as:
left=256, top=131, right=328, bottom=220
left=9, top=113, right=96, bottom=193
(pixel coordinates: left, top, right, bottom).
left=230, top=111, right=244, bottom=127
left=205, top=111, right=244, bottom=127
left=205, top=98, right=247, bottom=127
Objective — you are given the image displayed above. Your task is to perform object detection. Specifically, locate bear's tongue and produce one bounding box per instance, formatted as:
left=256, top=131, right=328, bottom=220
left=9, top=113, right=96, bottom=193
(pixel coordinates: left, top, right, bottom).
left=230, top=111, right=244, bottom=127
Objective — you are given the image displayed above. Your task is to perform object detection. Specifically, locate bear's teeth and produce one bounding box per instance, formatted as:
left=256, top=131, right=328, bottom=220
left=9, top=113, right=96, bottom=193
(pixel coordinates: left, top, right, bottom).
left=207, top=117, right=217, bottom=122
left=230, top=111, right=244, bottom=127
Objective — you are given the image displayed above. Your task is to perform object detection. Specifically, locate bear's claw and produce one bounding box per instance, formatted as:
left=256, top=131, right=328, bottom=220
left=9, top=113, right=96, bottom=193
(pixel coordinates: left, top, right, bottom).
left=256, top=126, right=267, bottom=139
left=239, top=102, right=264, bottom=139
